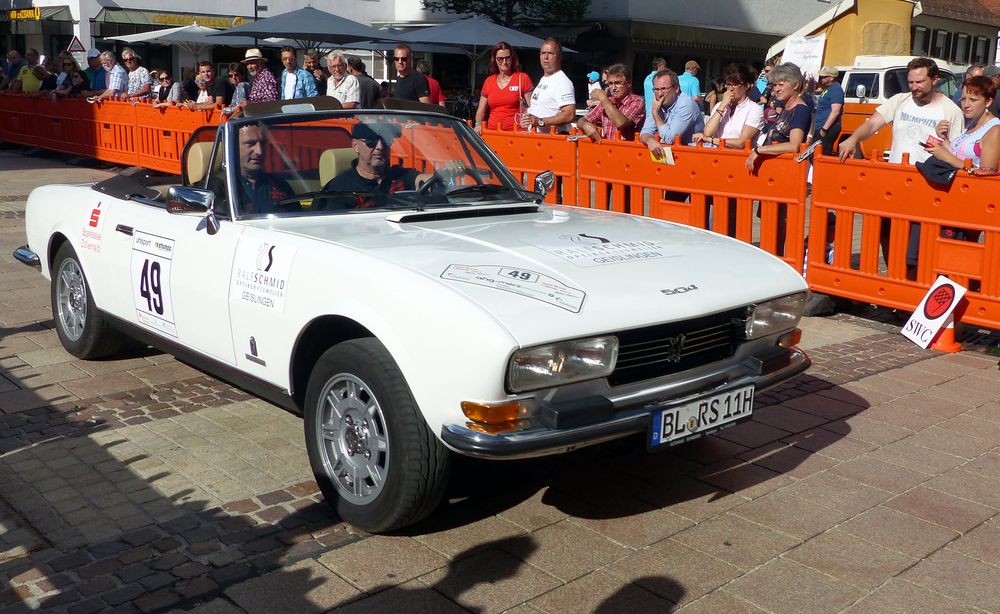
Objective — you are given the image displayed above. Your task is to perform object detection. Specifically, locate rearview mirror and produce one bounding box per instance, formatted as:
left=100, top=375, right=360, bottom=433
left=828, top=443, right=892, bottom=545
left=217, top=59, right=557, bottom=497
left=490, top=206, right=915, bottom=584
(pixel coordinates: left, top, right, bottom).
left=167, top=186, right=220, bottom=235
left=855, top=84, right=867, bottom=99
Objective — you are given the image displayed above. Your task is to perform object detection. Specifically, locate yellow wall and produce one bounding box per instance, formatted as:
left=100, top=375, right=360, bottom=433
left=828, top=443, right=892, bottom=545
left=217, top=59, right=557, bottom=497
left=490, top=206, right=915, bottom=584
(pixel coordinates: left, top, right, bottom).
left=814, top=0, right=914, bottom=66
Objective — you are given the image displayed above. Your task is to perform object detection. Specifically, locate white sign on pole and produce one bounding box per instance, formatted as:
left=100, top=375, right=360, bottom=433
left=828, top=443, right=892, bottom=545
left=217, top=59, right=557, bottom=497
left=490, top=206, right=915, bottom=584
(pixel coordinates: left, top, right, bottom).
left=901, top=275, right=967, bottom=348
left=781, top=34, right=827, bottom=81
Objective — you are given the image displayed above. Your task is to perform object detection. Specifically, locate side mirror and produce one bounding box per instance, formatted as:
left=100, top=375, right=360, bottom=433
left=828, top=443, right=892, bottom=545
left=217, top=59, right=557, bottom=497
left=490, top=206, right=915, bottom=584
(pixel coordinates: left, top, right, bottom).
left=855, top=84, right=867, bottom=100
left=167, top=186, right=220, bottom=235
left=533, top=171, right=556, bottom=198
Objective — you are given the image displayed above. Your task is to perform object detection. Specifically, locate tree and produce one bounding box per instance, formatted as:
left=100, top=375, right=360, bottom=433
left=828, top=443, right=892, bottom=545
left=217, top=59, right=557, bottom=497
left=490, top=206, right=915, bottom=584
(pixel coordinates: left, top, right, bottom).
left=421, top=0, right=590, bottom=27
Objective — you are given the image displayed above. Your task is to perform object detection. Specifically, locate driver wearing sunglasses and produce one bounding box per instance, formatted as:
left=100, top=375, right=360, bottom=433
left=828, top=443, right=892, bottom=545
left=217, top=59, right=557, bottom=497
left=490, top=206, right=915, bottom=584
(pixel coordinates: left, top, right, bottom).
left=315, top=123, right=428, bottom=210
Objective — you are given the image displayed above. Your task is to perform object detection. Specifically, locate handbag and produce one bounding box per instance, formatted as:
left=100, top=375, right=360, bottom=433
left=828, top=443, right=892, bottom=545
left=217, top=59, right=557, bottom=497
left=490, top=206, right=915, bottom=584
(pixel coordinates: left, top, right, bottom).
left=915, top=156, right=958, bottom=187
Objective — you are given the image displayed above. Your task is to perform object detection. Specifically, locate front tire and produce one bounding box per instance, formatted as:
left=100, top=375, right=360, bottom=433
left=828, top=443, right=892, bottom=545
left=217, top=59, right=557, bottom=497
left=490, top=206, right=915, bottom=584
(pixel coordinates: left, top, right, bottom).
left=50, top=243, right=127, bottom=359
left=304, top=338, right=451, bottom=533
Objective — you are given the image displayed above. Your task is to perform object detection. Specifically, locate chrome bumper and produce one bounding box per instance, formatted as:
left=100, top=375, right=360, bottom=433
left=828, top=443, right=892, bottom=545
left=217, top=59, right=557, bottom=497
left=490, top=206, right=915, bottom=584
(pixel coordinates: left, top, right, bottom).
left=13, top=245, right=40, bottom=268
left=441, top=346, right=810, bottom=459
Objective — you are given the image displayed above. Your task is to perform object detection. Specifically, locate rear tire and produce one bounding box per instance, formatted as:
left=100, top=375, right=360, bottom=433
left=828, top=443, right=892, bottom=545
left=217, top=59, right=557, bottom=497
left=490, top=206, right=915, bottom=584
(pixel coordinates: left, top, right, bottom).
left=304, top=338, right=451, bottom=533
left=50, top=243, right=127, bottom=359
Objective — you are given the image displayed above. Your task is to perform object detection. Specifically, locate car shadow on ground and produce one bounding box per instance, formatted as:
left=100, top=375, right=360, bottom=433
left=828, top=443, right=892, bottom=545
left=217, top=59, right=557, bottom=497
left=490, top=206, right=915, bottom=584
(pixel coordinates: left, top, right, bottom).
left=404, top=375, right=866, bottom=533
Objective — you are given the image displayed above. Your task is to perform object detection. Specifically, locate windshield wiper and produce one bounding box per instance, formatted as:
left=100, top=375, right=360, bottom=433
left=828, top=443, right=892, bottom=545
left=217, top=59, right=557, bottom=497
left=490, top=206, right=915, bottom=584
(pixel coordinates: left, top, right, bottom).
left=277, top=190, right=376, bottom=206
left=444, top=184, right=512, bottom=197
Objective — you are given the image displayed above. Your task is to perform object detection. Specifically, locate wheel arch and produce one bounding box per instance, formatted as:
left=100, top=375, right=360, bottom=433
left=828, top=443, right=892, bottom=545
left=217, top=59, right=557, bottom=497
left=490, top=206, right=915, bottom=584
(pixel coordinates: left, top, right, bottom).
left=289, top=315, right=374, bottom=409
left=47, top=232, right=70, bottom=272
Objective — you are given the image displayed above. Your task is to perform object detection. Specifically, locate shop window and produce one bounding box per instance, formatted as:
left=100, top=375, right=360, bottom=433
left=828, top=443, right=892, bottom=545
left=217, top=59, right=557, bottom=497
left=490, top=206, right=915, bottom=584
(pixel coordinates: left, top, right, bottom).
left=951, top=33, right=970, bottom=64
left=911, top=26, right=930, bottom=55
left=930, top=29, right=950, bottom=60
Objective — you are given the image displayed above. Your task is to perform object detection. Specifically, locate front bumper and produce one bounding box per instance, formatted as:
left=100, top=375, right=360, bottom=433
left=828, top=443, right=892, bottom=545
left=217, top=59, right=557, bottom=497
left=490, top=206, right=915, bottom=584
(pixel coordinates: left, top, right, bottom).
left=441, top=346, right=810, bottom=459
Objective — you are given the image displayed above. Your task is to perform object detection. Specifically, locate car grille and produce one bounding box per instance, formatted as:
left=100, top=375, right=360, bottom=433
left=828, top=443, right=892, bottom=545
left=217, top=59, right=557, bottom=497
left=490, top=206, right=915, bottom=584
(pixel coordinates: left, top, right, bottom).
left=607, top=307, right=747, bottom=387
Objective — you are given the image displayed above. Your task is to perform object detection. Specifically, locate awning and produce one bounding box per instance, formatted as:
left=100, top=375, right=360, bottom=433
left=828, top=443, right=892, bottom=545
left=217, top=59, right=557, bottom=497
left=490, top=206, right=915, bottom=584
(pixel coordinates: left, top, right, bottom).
left=1, top=6, right=73, bottom=22
left=93, top=8, right=251, bottom=30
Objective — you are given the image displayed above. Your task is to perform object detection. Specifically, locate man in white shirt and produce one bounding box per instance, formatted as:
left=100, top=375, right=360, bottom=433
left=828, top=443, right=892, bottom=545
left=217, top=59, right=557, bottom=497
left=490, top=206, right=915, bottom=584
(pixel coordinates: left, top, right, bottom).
left=325, top=51, right=359, bottom=109
left=837, top=57, right=964, bottom=279
left=838, top=57, right=963, bottom=165
left=521, top=39, right=576, bottom=134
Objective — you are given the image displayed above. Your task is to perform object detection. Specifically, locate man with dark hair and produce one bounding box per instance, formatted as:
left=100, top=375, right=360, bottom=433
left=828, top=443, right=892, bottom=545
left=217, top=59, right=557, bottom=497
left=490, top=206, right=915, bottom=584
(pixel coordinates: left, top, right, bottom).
left=522, top=38, right=575, bottom=133
left=391, top=44, right=429, bottom=103
left=576, top=63, right=645, bottom=142
left=839, top=57, right=962, bottom=166
left=838, top=57, right=964, bottom=279
left=280, top=46, right=316, bottom=100
left=184, top=61, right=234, bottom=110
left=347, top=56, right=381, bottom=108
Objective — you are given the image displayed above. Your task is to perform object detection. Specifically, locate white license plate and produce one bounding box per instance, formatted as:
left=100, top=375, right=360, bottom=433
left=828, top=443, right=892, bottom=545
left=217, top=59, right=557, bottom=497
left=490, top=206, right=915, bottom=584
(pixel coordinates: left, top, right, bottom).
left=649, top=385, right=755, bottom=448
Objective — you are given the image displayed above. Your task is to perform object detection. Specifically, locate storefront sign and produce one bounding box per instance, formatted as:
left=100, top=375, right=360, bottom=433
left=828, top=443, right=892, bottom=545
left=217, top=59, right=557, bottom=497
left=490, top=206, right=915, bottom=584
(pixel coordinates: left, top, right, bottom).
left=7, top=7, right=41, bottom=21
left=150, top=14, right=246, bottom=28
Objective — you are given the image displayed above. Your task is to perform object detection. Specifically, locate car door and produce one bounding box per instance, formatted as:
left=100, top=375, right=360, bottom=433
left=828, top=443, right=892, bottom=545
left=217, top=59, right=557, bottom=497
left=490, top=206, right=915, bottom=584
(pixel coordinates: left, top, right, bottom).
left=99, top=201, right=244, bottom=365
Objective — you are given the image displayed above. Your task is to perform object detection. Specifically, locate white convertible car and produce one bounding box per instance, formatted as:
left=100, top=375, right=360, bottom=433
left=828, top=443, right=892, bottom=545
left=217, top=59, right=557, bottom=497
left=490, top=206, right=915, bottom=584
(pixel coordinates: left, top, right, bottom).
left=16, top=106, right=809, bottom=532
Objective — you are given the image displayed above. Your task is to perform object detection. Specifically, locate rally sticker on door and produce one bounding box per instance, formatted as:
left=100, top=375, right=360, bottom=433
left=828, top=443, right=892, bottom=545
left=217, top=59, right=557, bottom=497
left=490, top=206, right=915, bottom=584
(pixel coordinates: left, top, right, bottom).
left=231, top=240, right=296, bottom=311
left=130, top=231, right=177, bottom=337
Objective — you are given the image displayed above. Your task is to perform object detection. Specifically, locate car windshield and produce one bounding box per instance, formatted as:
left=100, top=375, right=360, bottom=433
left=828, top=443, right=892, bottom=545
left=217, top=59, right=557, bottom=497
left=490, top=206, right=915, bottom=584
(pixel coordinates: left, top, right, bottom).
left=223, top=111, right=527, bottom=218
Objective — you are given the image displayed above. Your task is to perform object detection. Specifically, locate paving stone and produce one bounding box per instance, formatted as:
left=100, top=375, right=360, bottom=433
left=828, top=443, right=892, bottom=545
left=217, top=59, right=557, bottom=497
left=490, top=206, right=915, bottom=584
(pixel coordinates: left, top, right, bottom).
left=317, top=535, right=446, bottom=592
left=670, top=513, right=800, bottom=571
left=532, top=568, right=677, bottom=612
left=731, top=491, right=850, bottom=540
left=225, top=559, right=360, bottom=613
left=607, top=542, right=741, bottom=605
left=786, top=529, right=916, bottom=589
left=840, top=506, right=960, bottom=559
left=842, top=578, right=978, bottom=614
left=884, top=486, right=996, bottom=533
left=726, top=558, right=863, bottom=613
left=901, top=549, right=1000, bottom=611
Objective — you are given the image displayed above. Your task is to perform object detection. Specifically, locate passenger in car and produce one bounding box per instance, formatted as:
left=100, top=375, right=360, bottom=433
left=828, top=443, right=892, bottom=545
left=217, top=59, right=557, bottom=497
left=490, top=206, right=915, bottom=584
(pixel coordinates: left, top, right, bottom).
left=314, top=123, right=420, bottom=210
left=224, top=123, right=296, bottom=215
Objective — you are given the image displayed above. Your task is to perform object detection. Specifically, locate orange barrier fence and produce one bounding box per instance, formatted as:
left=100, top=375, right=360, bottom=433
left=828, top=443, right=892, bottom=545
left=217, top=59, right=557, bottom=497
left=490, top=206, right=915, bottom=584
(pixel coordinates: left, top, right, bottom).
left=3, top=93, right=999, bottom=333
left=809, top=153, right=1000, bottom=329
left=0, top=94, right=221, bottom=174
left=573, top=137, right=809, bottom=272
left=481, top=129, right=577, bottom=205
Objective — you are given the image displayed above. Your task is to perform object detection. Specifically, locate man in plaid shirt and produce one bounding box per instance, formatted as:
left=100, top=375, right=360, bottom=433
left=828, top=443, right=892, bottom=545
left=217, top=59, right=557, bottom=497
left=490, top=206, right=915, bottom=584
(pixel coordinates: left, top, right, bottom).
left=576, top=64, right=645, bottom=142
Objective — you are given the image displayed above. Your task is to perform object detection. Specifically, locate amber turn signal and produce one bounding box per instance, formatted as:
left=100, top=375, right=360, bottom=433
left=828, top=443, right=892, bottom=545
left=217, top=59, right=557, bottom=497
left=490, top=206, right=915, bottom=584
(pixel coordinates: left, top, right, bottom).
left=778, top=328, right=802, bottom=348
left=460, top=400, right=523, bottom=424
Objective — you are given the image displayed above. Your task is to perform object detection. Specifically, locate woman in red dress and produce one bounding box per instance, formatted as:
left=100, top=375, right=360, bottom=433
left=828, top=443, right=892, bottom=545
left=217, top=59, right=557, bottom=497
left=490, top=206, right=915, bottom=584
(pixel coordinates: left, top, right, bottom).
left=474, top=42, right=533, bottom=133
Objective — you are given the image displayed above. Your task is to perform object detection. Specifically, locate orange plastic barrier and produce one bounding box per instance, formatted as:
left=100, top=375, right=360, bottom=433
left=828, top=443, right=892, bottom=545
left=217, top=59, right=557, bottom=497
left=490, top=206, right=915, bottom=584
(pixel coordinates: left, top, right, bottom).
left=808, top=153, right=1000, bottom=329
left=481, top=128, right=577, bottom=205
left=573, top=137, right=810, bottom=272
left=134, top=100, right=220, bottom=174
left=841, top=103, right=892, bottom=155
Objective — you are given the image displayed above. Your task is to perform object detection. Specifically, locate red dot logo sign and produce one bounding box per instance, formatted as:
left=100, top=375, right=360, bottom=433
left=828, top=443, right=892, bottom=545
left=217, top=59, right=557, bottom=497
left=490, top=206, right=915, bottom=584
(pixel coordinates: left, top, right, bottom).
left=923, top=284, right=955, bottom=320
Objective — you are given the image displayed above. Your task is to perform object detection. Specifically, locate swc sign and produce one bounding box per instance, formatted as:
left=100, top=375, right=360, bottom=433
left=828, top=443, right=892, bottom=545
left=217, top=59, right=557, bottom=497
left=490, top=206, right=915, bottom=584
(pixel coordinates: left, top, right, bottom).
left=901, top=275, right=967, bottom=348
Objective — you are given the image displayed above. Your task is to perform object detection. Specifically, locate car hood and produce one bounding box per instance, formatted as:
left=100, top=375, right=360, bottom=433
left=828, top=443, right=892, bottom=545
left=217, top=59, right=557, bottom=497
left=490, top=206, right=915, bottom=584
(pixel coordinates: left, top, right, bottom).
left=268, top=205, right=807, bottom=343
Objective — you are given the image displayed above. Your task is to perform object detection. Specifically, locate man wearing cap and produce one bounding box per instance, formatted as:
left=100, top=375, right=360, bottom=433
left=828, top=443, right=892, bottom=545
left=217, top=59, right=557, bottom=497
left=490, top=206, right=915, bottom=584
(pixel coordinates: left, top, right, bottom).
left=678, top=60, right=702, bottom=109
left=314, top=124, right=425, bottom=210
left=812, top=66, right=844, bottom=156
left=82, top=48, right=106, bottom=91
left=241, top=49, right=278, bottom=104
left=280, top=46, right=317, bottom=100
left=585, top=70, right=601, bottom=108
left=577, top=63, right=645, bottom=142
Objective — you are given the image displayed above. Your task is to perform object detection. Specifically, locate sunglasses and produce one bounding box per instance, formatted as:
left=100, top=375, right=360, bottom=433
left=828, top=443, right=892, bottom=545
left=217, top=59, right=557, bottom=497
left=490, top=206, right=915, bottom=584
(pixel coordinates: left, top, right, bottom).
left=62, top=63, right=74, bottom=67
left=393, top=56, right=410, bottom=62
left=228, top=73, right=240, bottom=78
left=496, top=55, right=512, bottom=62
left=359, top=138, right=387, bottom=148
left=124, top=57, right=138, bottom=63
left=159, top=77, right=171, bottom=81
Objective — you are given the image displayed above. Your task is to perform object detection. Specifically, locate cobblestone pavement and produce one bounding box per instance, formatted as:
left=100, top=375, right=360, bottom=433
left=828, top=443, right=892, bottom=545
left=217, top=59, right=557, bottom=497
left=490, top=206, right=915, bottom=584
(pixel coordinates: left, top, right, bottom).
left=1, top=150, right=999, bottom=613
